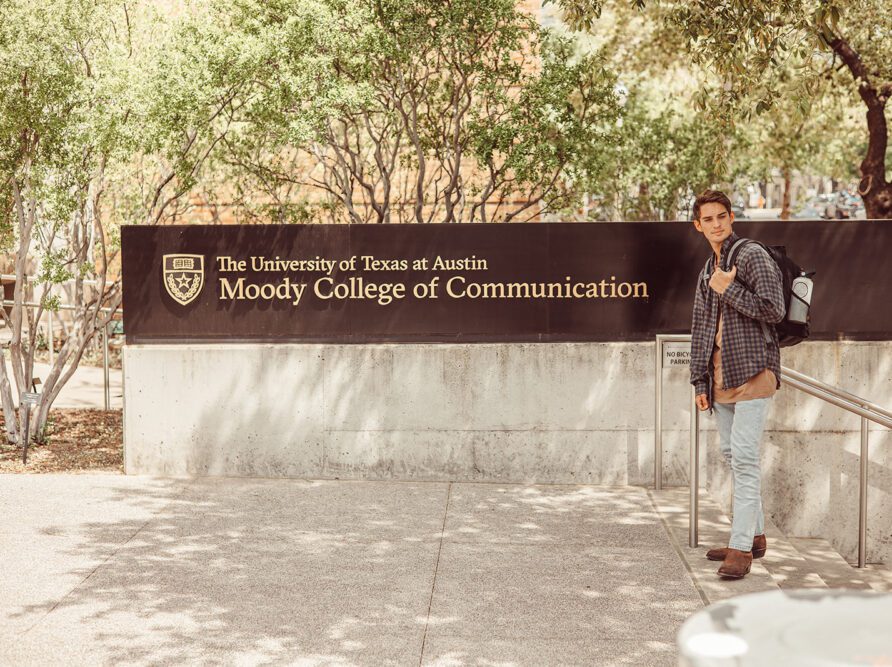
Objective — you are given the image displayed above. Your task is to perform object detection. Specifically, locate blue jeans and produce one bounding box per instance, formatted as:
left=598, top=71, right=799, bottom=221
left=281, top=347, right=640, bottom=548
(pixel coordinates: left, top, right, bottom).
left=713, top=399, right=769, bottom=551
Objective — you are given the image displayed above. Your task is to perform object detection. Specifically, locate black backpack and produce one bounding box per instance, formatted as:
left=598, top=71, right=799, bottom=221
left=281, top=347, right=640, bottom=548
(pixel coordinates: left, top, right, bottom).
left=708, top=238, right=814, bottom=347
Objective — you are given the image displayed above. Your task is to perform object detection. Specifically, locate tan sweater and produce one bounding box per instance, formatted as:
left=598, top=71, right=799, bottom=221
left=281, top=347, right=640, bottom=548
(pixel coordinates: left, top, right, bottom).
left=712, top=312, right=777, bottom=404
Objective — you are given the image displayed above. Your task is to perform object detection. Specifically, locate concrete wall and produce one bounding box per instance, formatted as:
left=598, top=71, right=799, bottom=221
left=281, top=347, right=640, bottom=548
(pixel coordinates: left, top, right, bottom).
left=124, top=343, right=694, bottom=485
left=124, top=341, right=892, bottom=563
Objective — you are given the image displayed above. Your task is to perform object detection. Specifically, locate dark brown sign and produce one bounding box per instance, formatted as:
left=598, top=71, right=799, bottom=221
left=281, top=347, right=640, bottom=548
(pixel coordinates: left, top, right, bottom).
left=121, top=221, right=892, bottom=343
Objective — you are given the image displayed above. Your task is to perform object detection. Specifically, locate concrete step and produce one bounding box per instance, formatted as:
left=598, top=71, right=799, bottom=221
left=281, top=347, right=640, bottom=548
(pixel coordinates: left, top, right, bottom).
left=864, top=564, right=892, bottom=593
left=787, top=537, right=892, bottom=592
left=759, top=519, right=829, bottom=590
left=649, top=487, right=891, bottom=602
left=704, top=491, right=888, bottom=592
left=648, top=488, right=778, bottom=605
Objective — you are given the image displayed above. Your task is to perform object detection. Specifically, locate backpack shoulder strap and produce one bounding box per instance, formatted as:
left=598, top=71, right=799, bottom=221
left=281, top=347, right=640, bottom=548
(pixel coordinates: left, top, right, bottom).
left=701, top=256, right=713, bottom=288
left=726, top=238, right=776, bottom=344
left=725, top=237, right=755, bottom=271
left=729, top=238, right=778, bottom=270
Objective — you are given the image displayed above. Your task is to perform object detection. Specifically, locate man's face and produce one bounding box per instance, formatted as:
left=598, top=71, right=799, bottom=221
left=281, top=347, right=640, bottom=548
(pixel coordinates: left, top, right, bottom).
left=694, top=202, right=734, bottom=245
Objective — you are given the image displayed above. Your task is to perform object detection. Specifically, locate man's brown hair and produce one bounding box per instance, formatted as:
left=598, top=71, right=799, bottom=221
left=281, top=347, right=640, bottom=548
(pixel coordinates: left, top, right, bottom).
left=692, top=189, right=732, bottom=221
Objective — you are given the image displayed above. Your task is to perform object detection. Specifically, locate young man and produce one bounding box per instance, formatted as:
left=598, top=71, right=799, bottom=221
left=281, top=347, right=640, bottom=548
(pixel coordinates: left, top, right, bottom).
left=689, top=189, right=786, bottom=579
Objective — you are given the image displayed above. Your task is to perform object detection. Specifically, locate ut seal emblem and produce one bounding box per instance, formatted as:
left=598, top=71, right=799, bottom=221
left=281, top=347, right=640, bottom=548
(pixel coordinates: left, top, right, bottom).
left=163, top=254, right=205, bottom=306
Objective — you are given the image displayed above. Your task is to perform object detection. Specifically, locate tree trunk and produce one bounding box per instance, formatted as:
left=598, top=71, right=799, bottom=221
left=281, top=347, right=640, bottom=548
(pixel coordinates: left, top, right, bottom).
left=636, top=182, right=651, bottom=221
left=862, top=183, right=892, bottom=219
left=780, top=168, right=792, bottom=220
left=829, top=36, right=892, bottom=219
left=0, top=356, right=17, bottom=443
left=857, top=98, right=892, bottom=218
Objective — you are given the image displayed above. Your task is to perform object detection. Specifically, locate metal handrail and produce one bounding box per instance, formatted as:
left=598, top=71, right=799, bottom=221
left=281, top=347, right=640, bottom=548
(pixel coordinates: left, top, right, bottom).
left=782, top=366, right=892, bottom=422
left=781, top=371, right=892, bottom=428
left=654, top=334, right=695, bottom=491
left=654, top=334, right=892, bottom=568
left=779, top=369, right=891, bottom=568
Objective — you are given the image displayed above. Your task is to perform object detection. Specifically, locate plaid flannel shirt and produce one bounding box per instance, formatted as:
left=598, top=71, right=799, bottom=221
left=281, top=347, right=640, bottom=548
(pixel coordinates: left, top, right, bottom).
left=690, top=232, right=785, bottom=404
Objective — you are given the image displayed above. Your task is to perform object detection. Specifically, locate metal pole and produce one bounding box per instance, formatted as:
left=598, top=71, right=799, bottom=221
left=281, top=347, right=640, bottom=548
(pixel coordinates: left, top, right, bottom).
left=655, top=337, right=663, bottom=490
left=689, top=386, right=700, bottom=548
left=103, top=324, right=110, bottom=411
left=858, top=416, right=869, bottom=568
left=47, top=312, right=54, bottom=366
left=21, top=403, right=30, bottom=464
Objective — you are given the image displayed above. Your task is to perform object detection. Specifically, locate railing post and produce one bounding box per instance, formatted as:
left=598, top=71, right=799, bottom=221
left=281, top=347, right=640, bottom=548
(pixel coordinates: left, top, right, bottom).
left=689, top=385, right=700, bottom=548
left=859, top=416, right=869, bottom=568
left=655, top=336, right=663, bottom=490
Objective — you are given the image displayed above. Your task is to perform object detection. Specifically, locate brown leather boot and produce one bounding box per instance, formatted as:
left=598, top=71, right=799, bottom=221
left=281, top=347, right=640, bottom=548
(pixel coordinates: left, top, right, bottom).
left=706, top=534, right=767, bottom=561
left=717, top=548, right=753, bottom=579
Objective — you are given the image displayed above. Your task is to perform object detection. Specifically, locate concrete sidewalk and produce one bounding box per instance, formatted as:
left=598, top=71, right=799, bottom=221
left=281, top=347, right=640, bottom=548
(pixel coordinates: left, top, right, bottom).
left=0, top=476, right=707, bottom=666
left=31, top=362, right=122, bottom=410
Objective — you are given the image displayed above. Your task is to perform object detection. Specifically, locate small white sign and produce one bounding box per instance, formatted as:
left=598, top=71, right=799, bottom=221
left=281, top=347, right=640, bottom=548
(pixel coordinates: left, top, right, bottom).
left=662, top=343, right=691, bottom=369
left=21, top=392, right=39, bottom=405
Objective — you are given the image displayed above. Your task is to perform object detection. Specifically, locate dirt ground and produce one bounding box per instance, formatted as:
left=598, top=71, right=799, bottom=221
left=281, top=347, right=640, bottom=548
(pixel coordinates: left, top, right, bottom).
left=0, top=409, right=123, bottom=474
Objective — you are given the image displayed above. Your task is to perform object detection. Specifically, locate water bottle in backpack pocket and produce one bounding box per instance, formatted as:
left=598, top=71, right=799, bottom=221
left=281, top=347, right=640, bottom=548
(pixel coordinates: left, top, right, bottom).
left=788, top=273, right=814, bottom=325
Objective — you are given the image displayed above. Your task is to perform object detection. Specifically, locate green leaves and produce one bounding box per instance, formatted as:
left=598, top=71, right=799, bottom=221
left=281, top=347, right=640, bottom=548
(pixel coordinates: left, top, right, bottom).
left=190, top=0, right=622, bottom=222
